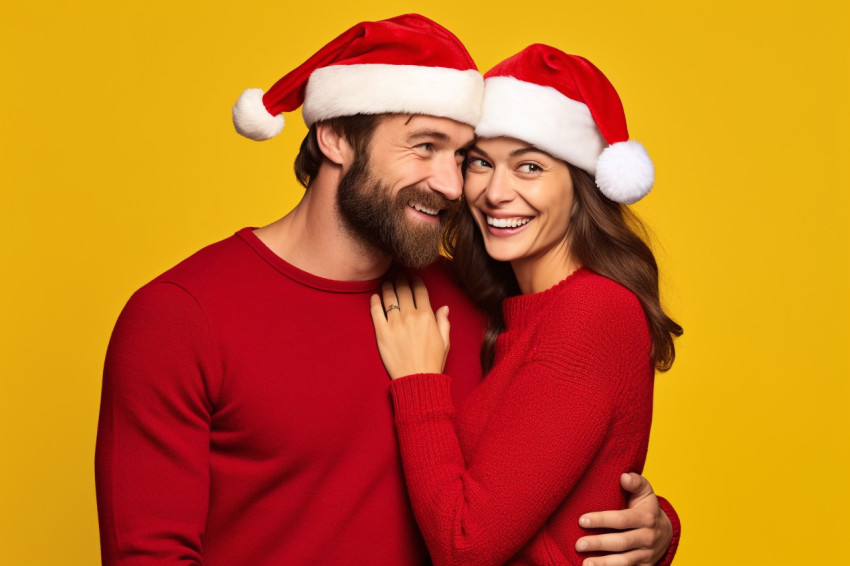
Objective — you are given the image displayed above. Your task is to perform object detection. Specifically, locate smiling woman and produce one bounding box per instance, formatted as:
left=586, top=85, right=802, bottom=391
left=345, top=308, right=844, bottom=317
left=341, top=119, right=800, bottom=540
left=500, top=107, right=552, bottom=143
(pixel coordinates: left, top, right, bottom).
left=370, top=43, right=683, bottom=566
left=464, top=138, right=578, bottom=292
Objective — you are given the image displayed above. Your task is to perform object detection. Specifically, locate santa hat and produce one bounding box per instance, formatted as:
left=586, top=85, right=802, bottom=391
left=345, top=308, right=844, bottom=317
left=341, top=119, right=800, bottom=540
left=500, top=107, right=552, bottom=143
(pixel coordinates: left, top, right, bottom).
left=232, top=14, right=483, bottom=141
left=475, top=44, right=654, bottom=204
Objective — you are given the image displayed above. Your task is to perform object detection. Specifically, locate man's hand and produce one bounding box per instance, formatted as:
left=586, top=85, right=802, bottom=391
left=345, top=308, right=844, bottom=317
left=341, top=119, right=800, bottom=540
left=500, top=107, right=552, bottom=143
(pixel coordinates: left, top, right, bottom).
left=574, top=473, right=672, bottom=566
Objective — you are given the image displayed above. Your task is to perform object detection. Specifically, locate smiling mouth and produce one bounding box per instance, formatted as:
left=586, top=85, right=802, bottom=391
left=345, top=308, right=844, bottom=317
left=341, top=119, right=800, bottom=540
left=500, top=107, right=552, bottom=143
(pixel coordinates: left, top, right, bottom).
left=486, top=215, right=531, bottom=228
left=411, top=202, right=440, bottom=217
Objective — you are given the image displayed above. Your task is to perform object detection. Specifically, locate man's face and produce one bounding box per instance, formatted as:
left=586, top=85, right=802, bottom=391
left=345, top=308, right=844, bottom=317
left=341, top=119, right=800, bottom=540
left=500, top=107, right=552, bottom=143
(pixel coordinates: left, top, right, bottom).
left=337, top=115, right=474, bottom=268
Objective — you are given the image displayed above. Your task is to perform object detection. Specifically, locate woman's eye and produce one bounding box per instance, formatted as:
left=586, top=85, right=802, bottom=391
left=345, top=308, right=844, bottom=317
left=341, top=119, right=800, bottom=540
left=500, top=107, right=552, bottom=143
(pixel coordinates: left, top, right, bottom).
left=518, top=163, right=542, bottom=174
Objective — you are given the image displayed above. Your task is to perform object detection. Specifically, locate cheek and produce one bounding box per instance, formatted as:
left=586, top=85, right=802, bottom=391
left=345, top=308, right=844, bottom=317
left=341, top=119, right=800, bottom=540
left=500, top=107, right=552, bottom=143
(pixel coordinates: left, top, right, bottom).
left=462, top=174, right=488, bottom=202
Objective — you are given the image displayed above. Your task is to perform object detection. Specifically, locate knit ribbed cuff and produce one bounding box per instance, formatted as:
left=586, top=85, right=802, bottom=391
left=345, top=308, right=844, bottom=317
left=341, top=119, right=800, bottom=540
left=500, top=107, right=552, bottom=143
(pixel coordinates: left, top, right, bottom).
left=390, top=373, right=454, bottom=422
left=656, top=496, right=681, bottom=566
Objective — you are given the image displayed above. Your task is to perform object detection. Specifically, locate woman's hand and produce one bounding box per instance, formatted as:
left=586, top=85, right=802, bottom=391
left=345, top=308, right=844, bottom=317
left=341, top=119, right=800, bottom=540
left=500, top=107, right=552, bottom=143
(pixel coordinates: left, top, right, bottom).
left=370, top=275, right=450, bottom=380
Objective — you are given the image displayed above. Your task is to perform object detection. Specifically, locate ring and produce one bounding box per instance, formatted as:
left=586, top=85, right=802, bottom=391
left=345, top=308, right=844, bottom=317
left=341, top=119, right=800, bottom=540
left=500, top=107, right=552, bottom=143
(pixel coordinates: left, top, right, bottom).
left=386, top=304, right=400, bottom=313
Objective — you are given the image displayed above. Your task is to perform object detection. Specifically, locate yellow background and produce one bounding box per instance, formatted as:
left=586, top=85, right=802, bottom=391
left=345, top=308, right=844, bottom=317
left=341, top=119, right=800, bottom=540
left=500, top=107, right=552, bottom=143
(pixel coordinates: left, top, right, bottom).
left=2, top=1, right=848, bottom=564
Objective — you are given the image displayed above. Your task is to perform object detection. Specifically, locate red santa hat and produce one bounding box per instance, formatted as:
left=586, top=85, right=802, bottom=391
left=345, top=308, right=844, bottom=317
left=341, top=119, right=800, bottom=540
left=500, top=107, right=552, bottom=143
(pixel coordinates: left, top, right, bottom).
left=476, top=44, right=654, bottom=204
left=232, top=14, right=483, bottom=141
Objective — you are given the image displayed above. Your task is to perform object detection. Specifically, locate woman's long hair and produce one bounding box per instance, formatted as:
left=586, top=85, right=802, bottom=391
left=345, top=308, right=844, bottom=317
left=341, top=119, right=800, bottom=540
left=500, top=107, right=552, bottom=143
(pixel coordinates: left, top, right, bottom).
left=442, top=163, right=682, bottom=374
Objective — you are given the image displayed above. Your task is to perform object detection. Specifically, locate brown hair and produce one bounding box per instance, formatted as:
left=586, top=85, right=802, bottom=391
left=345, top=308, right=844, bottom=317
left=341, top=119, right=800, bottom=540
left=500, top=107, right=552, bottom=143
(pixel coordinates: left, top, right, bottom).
left=293, top=114, right=385, bottom=188
left=443, top=163, right=682, bottom=374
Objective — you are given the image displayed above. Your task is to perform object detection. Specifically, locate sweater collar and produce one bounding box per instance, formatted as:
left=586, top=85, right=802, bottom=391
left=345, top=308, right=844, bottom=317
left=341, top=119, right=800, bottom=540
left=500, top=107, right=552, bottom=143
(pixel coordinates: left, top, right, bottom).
left=236, top=227, right=386, bottom=294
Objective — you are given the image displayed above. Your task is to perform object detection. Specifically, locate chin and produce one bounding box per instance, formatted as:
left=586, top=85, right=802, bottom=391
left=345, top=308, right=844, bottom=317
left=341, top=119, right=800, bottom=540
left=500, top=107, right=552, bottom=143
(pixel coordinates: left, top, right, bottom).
left=483, top=242, right=521, bottom=263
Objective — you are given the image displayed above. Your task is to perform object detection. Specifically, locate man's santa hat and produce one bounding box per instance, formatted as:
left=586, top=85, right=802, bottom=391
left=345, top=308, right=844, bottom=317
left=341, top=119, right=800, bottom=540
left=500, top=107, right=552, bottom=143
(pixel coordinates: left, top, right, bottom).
left=232, top=14, right=483, bottom=141
left=476, top=44, right=654, bottom=204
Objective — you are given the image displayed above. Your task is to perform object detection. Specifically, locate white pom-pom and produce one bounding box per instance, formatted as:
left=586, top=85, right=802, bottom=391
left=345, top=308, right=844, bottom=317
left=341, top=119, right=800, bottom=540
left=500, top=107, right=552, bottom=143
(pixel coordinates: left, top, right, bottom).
left=232, top=88, right=285, bottom=141
left=595, top=140, right=654, bottom=204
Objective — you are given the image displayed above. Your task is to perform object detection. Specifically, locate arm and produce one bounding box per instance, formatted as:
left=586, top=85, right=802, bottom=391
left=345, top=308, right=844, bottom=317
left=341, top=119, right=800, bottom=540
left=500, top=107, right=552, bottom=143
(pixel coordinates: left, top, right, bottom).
left=95, top=282, right=217, bottom=564
left=371, top=276, right=651, bottom=566
left=576, top=474, right=681, bottom=566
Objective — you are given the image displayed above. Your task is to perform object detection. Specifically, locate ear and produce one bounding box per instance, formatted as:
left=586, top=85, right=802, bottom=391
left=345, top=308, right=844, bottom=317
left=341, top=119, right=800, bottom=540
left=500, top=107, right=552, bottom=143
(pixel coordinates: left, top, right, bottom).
left=316, top=123, right=353, bottom=167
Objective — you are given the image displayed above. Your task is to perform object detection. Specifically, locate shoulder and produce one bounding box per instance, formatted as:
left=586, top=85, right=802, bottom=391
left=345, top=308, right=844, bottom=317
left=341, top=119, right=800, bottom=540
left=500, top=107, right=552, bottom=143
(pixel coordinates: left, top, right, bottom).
left=554, top=269, right=644, bottom=324
left=116, top=230, right=255, bottom=332
left=540, top=269, right=649, bottom=350
left=149, top=229, right=254, bottom=293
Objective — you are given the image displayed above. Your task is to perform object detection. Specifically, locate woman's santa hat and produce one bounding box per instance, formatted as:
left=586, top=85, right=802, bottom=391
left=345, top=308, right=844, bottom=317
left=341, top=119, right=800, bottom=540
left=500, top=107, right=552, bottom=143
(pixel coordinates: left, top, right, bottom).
left=232, top=14, right=483, bottom=141
left=476, top=44, right=654, bottom=204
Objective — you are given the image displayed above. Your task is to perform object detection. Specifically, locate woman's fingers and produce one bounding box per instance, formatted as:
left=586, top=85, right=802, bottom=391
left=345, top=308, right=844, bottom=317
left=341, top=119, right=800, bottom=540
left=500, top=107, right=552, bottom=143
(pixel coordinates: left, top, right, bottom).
left=370, top=293, right=387, bottom=326
left=435, top=305, right=451, bottom=350
left=410, top=276, right=433, bottom=313
left=435, top=305, right=451, bottom=372
left=393, top=275, right=415, bottom=311
left=380, top=280, right=400, bottom=316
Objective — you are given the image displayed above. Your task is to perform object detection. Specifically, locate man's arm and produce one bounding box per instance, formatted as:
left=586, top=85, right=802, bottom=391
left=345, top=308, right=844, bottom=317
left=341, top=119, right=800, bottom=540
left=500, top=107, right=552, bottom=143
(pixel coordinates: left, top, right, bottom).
left=96, top=282, right=218, bottom=564
left=575, top=473, right=680, bottom=566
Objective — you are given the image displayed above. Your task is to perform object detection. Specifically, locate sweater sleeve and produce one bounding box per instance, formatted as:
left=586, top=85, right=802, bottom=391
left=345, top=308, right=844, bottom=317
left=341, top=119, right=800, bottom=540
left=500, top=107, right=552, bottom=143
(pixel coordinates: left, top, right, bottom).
left=656, top=496, right=681, bottom=565
left=389, top=297, right=651, bottom=566
left=95, top=282, right=219, bottom=565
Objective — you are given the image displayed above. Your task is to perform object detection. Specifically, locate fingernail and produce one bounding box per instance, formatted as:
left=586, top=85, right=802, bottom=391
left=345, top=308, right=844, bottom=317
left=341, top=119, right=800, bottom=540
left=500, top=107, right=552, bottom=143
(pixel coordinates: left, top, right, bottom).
left=577, top=540, right=588, bottom=551
left=586, top=561, right=595, bottom=566
left=579, top=516, right=590, bottom=527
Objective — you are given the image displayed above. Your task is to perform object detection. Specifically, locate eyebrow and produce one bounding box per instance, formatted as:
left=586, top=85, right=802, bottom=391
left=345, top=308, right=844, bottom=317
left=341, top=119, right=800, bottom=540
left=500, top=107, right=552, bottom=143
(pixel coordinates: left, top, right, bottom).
left=469, top=144, right=552, bottom=159
left=406, top=130, right=476, bottom=149
left=406, top=130, right=451, bottom=143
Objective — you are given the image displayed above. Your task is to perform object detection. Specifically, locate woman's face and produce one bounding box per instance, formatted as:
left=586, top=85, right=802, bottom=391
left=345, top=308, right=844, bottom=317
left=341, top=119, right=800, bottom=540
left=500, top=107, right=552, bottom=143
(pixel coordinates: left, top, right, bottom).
left=464, top=136, right=574, bottom=267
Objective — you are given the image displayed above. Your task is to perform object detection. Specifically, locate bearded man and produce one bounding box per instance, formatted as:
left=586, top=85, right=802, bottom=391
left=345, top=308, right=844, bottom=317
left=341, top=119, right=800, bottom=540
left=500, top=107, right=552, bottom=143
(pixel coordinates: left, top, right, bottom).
left=95, top=14, right=679, bottom=565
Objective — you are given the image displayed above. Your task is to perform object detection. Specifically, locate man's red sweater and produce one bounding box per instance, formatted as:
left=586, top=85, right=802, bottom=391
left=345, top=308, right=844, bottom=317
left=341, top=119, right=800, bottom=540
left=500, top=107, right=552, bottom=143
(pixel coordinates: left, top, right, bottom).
left=96, top=228, right=485, bottom=565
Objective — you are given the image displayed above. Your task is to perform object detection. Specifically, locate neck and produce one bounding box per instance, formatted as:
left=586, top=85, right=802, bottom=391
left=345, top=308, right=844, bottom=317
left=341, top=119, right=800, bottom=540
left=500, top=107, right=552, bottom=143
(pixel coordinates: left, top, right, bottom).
left=254, top=165, right=392, bottom=282
left=511, top=241, right=580, bottom=295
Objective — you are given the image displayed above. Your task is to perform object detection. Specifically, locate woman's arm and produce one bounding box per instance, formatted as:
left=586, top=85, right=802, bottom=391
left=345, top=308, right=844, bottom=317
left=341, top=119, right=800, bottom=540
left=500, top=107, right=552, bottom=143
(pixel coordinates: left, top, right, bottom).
left=371, top=275, right=654, bottom=566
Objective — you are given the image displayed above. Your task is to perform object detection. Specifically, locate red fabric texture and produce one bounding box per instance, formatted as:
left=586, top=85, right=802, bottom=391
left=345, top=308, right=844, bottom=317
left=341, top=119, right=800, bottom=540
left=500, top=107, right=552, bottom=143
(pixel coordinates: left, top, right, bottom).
left=95, top=230, right=680, bottom=564
left=262, top=13, right=478, bottom=116
left=390, top=268, right=666, bottom=565
left=95, top=228, right=485, bottom=565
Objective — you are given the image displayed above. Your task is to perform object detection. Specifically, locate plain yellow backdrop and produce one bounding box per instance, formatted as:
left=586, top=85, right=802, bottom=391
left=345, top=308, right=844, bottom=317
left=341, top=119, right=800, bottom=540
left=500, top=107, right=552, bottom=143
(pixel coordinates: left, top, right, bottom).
left=2, top=1, right=848, bottom=564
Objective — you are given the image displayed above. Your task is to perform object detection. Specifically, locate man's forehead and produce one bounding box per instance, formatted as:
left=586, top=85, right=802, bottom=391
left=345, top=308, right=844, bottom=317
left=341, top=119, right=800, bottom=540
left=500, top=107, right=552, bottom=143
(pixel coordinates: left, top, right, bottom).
left=392, top=114, right=475, bottom=146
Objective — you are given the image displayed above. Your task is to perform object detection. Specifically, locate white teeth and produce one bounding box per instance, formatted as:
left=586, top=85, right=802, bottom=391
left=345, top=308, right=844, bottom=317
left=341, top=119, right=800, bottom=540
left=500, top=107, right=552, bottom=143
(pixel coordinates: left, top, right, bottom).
left=412, top=203, right=439, bottom=216
left=486, top=216, right=530, bottom=228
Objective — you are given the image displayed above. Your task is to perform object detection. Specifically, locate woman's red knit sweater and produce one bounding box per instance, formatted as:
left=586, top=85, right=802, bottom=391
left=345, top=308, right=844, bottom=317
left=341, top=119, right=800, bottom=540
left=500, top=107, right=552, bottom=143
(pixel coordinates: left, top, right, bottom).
left=390, top=268, right=674, bottom=565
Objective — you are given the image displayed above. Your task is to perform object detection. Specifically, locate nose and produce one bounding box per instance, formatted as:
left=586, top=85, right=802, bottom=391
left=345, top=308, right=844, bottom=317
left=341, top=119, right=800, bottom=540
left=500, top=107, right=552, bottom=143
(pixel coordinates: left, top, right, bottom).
left=483, top=167, right=515, bottom=206
left=427, top=154, right=463, bottom=201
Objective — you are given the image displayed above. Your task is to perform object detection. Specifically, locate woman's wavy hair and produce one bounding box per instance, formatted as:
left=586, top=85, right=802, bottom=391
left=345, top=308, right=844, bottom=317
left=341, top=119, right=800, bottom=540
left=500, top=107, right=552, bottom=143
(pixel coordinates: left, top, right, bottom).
left=442, top=162, right=682, bottom=374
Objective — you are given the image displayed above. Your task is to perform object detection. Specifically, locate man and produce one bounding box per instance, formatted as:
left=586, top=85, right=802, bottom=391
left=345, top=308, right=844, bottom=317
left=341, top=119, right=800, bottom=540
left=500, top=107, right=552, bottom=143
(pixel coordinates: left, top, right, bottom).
left=96, top=14, right=679, bottom=565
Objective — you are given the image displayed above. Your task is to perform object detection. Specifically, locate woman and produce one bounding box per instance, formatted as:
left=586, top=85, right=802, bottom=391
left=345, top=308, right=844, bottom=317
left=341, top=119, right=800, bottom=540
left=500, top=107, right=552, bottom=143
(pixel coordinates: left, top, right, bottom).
left=370, top=44, right=682, bottom=566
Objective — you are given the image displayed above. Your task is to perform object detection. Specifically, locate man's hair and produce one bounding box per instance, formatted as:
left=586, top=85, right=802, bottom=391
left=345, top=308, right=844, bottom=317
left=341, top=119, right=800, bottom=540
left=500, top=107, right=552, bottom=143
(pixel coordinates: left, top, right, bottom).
left=294, top=114, right=385, bottom=188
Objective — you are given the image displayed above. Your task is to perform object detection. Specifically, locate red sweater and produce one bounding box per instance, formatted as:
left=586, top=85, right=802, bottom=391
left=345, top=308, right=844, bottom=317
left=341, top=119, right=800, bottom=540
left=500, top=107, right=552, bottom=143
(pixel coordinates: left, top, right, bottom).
left=390, top=268, right=672, bottom=565
left=95, top=228, right=485, bottom=565
left=96, top=229, right=679, bottom=564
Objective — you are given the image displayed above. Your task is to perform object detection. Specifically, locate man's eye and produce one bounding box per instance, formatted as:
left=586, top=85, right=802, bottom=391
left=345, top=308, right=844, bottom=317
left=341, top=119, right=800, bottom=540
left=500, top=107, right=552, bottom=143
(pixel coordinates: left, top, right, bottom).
left=416, top=143, right=434, bottom=151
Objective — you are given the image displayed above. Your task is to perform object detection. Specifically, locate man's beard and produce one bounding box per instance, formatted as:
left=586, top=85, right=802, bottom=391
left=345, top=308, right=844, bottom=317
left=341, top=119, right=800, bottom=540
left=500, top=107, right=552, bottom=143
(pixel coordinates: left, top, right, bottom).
left=337, top=151, right=457, bottom=269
